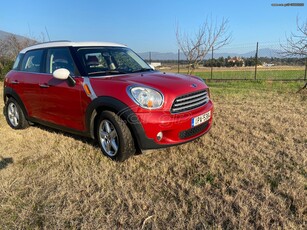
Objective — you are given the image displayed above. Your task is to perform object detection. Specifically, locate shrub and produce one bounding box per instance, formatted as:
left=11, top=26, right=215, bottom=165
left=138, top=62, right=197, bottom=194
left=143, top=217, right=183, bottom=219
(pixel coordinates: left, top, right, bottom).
left=0, top=58, right=14, bottom=81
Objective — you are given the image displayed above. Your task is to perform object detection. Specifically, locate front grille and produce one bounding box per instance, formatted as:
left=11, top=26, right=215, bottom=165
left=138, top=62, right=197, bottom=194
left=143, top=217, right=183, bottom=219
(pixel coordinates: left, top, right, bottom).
left=179, top=121, right=209, bottom=139
left=171, top=90, right=209, bottom=113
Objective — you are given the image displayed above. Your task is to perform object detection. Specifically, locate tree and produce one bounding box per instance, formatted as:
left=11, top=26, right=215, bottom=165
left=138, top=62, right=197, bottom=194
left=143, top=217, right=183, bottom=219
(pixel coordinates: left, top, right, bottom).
left=176, top=17, right=231, bottom=74
left=281, top=17, right=307, bottom=57
left=0, top=35, right=36, bottom=60
left=0, top=35, right=37, bottom=80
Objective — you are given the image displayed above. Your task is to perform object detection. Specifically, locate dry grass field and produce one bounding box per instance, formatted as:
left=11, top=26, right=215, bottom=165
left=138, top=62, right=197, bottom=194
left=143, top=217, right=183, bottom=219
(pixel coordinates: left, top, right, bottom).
left=0, top=81, right=306, bottom=229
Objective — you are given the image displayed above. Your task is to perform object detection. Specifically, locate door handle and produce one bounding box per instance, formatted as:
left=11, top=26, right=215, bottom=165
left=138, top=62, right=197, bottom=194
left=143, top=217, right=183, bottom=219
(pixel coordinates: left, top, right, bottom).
left=39, top=84, right=50, bottom=88
left=12, top=80, right=19, bottom=84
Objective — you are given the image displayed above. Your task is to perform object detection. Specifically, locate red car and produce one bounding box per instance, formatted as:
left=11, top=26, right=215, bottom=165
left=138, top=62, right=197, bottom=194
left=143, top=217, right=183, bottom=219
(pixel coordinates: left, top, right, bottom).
left=3, top=41, right=213, bottom=161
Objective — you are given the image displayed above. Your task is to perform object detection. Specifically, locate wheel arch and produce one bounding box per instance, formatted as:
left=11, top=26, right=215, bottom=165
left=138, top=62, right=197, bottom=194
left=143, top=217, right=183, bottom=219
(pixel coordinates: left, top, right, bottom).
left=85, top=96, right=143, bottom=147
left=3, top=87, right=29, bottom=118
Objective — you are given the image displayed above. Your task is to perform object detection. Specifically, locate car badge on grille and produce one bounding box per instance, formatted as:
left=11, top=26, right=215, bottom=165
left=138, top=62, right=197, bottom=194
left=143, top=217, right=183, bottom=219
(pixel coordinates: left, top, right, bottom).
left=190, top=83, right=197, bottom=88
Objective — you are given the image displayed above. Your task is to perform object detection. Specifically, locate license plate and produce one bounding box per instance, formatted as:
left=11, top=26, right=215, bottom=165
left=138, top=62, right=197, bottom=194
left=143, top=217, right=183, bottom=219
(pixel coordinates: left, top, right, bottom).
left=191, top=111, right=211, bottom=127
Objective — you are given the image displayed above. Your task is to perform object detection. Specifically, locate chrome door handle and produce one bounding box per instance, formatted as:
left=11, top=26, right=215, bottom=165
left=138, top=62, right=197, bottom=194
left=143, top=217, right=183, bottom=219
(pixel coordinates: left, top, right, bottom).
left=39, top=84, right=50, bottom=88
left=12, top=80, right=19, bottom=84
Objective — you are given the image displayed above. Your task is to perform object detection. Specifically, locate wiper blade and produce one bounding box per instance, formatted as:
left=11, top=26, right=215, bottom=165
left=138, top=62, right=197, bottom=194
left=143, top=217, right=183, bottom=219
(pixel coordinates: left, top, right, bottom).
left=88, top=70, right=127, bottom=76
left=131, top=68, right=153, bottom=73
left=105, top=70, right=127, bottom=75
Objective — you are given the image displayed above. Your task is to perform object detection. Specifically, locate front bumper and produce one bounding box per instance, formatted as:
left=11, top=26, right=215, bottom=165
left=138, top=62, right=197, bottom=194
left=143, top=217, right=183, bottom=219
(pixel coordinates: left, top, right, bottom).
left=133, top=100, right=213, bottom=150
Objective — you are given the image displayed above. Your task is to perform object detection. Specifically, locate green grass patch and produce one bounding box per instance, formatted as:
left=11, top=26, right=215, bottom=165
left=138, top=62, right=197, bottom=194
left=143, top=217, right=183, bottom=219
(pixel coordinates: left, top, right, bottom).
left=206, top=80, right=304, bottom=95
left=195, top=69, right=305, bottom=80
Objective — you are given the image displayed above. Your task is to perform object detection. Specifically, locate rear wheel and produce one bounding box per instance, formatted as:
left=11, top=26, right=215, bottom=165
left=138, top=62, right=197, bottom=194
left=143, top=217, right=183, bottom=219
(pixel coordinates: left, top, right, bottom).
left=96, top=111, right=135, bottom=161
left=5, top=98, right=29, bottom=129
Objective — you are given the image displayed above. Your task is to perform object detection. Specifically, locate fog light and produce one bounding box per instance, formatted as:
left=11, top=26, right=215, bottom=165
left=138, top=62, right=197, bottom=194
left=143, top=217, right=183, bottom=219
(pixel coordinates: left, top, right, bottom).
left=157, top=131, right=163, bottom=141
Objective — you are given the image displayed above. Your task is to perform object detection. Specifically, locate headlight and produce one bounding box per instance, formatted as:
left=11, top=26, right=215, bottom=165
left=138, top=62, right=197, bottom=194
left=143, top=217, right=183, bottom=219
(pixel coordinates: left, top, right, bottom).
left=128, top=86, right=164, bottom=109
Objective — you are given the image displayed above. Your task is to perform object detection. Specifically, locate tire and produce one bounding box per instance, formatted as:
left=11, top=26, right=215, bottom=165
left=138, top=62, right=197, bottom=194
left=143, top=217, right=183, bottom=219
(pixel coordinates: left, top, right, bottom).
left=5, top=98, right=29, bottom=129
left=96, top=111, right=135, bottom=161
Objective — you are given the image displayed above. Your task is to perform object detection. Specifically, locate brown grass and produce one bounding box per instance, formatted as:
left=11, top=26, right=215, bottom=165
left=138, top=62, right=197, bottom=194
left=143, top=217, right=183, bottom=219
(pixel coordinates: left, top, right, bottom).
left=0, top=81, right=306, bottom=229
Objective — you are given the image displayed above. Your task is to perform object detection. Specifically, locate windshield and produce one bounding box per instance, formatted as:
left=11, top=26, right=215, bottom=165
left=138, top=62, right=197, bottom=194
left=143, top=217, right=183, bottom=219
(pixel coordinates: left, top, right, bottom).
left=76, top=47, right=152, bottom=76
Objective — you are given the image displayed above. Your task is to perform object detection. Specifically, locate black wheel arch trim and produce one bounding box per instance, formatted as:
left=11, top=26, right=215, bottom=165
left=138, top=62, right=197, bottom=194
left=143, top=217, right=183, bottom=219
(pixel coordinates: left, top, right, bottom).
left=85, top=96, right=160, bottom=150
left=3, top=87, right=29, bottom=118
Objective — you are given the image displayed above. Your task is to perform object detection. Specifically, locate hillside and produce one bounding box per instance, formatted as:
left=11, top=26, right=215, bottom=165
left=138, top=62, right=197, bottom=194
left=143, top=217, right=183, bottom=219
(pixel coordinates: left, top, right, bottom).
left=138, top=48, right=283, bottom=61
left=0, top=30, right=30, bottom=41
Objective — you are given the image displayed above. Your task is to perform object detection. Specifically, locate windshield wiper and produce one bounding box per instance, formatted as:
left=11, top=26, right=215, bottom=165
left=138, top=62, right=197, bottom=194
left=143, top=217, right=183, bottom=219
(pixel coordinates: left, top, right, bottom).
left=88, top=70, right=127, bottom=76
left=131, top=68, right=153, bottom=73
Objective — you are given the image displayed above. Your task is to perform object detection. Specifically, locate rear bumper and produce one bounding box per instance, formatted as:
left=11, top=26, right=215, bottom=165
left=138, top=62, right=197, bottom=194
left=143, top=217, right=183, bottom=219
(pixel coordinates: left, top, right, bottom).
left=133, top=101, right=213, bottom=150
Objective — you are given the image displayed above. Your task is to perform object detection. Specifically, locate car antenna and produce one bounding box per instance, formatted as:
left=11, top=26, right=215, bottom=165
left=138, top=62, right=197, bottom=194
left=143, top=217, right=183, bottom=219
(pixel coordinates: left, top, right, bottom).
left=45, top=26, right=51, bottom=41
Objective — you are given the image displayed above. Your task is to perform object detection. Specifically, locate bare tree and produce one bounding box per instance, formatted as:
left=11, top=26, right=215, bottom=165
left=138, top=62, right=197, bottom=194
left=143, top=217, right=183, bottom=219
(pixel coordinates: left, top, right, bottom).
left=281, top=17, right=307, bottom=91
left=176, top=17, right=231, bottom=74
left=281, top=17, right=307, bottom=57
left=0, top=35, right=36, bottom=60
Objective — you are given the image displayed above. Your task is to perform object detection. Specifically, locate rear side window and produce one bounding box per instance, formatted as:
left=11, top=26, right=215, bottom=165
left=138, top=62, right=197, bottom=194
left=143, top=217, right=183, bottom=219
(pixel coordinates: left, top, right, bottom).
left=21, top=50, right=43, bottom=73
left=12, top=54, right=24, bottom=70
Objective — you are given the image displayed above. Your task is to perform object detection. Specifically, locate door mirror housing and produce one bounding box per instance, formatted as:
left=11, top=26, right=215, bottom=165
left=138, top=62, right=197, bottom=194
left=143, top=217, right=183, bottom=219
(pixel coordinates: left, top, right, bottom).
left=53, top=68, right=76, bottom=87
left=53, top=68, right=70, bottom=80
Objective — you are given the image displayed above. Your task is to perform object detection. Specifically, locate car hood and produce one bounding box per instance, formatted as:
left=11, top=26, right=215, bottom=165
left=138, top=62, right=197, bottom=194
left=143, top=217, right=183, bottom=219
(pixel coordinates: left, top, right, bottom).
left=91, top=71, right=207, bottom=96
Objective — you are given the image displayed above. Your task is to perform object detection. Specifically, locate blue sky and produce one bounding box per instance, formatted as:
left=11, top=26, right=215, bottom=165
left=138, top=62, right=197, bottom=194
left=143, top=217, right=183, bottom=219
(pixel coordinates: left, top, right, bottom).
left=0, top=0, right=306, bottom=53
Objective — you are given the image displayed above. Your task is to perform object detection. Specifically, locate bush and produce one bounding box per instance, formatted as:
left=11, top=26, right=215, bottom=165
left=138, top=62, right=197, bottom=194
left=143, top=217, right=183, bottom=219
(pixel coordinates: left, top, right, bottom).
left=0, top=58, right=14, bottom=81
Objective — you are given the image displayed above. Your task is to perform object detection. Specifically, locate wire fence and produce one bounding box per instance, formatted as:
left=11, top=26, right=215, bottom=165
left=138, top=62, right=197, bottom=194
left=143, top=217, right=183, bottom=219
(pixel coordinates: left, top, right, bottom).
left=143, top=42, right=307, bottom=81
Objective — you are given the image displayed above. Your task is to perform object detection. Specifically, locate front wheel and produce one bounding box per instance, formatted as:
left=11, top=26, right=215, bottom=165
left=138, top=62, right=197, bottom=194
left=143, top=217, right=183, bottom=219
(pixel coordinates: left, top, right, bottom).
left=96, top=111, right=135, bottom=161
left=5, top=98, right=29, bottom=129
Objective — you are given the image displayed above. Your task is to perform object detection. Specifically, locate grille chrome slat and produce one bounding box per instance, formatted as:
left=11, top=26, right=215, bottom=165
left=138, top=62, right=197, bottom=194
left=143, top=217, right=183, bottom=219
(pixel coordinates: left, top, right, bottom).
left=175, top=91, right=207, bottom=102
left=171, top=90, right=209, bottom=113
left=172, top=99, right=209, bottom=112
left=173, top=95, right=208, bottom=107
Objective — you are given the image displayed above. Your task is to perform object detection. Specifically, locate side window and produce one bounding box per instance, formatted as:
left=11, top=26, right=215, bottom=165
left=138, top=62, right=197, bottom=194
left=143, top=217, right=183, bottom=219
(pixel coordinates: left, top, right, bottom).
left=46, top=48, right=75, bottom=75
left=12, top=54, right=24, bottom=70
left=21, top=50, right=43, bottom=73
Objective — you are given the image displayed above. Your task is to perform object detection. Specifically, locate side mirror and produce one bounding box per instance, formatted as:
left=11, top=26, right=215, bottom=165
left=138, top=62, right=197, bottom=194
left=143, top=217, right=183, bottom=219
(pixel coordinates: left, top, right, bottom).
left=53, top=68, right=76, bottom=87
left=53, top=68, right=70, bottom=80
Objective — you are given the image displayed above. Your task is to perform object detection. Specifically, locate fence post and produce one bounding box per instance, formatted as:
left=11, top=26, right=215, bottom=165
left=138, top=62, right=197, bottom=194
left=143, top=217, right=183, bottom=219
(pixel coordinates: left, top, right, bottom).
left=211, top=46, right=214, bottom=80
left=254, top=42, right=258, bottom=80
left=304, top=57, right=307, bottom=81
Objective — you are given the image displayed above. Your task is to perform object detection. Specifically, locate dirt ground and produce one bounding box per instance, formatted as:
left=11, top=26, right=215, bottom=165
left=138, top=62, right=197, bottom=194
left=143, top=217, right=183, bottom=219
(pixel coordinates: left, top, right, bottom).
left=0, top=81, right=306, bottom=229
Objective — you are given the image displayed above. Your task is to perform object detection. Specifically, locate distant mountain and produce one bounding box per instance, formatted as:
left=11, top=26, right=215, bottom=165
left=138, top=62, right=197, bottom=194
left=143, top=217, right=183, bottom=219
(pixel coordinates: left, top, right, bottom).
left=138, top=48, right=283, bottom=61
left=138, top=52, right=179, bottom=61
left=241, top=48, right=282, bottom=58
left=0, top=30, right=283, bottom=59
left=0, top=30, right=12, bottom=39
left=0, top=30, right=30, bottom=41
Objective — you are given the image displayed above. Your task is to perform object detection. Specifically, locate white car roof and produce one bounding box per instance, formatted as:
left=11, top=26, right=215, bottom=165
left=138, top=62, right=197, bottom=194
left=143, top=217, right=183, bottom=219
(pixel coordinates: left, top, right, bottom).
left=20, top=41, right=127, bottom=53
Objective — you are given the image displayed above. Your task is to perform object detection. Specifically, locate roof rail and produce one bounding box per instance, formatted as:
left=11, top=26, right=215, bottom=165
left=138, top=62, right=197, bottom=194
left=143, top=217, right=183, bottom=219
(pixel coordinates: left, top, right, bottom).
left=20, top=41, right=126, bottom=53
left=36, top=40, right=71, bottom=45
left=19, top=40, right=71, bottom=52
left=26, top=40, right=71, bottom=47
